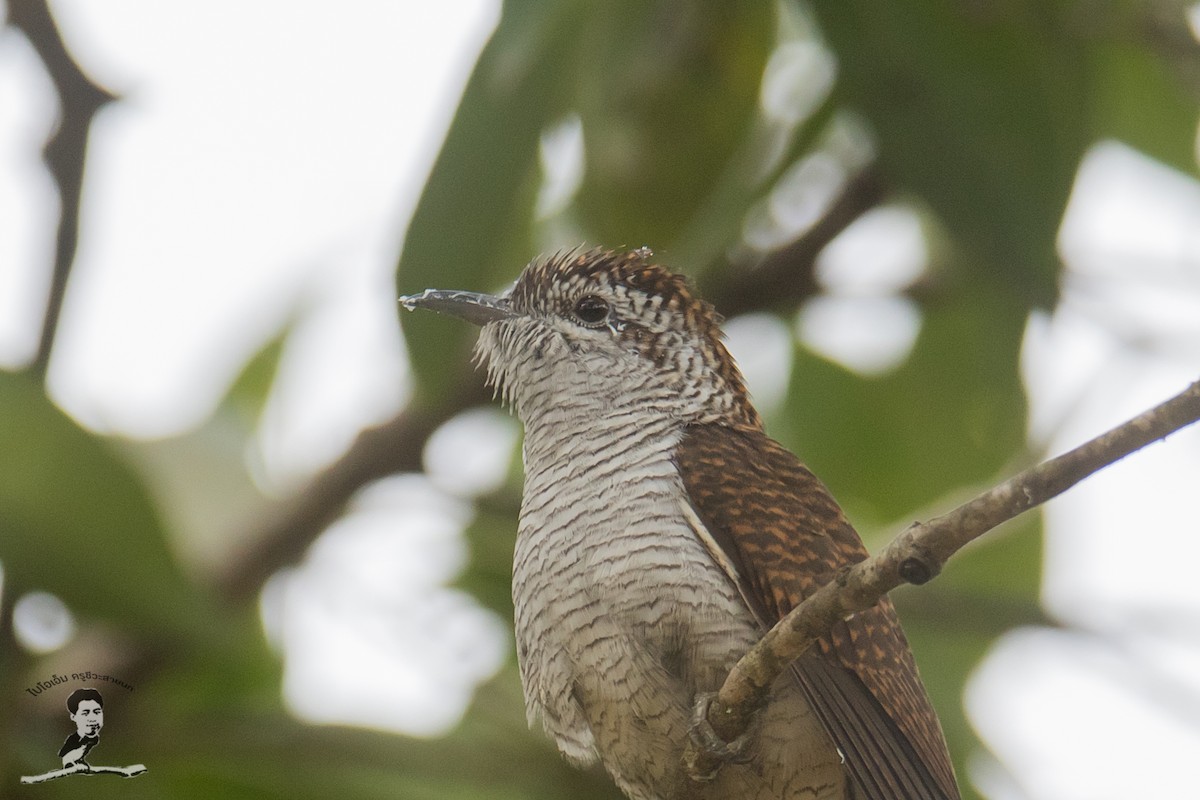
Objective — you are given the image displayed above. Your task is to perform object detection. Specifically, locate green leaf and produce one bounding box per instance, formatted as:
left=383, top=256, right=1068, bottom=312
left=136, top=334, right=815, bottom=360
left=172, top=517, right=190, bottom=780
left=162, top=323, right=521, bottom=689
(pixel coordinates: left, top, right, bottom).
left=0, top=370, right=205, bottom=632
left=572, top=0, right=776, bottom=251
left=396, top=0, right=589, bottom=401
left=225, top=324, right=289, bottom=423
left=775, top=281, right=1028, bottom=524
left=809, top=0, right=1092, bottom=307
left=1085, top=24, right=1200, bottom=175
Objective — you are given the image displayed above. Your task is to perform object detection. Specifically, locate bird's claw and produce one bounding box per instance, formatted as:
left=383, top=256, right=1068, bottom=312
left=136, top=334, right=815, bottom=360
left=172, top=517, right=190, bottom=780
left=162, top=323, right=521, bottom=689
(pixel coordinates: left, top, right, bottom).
left=684, top=692, right=752, bottom=782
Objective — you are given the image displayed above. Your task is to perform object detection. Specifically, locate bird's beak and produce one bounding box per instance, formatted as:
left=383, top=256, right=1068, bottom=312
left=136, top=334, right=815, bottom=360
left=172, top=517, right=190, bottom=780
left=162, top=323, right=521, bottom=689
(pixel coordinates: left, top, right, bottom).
left=399, top=289, right=514, bottom=326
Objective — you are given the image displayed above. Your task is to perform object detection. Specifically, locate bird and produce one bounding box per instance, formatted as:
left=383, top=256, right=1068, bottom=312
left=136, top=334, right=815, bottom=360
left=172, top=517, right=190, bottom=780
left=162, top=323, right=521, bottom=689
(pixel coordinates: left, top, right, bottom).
left=400, top=247, right=959, bottom=800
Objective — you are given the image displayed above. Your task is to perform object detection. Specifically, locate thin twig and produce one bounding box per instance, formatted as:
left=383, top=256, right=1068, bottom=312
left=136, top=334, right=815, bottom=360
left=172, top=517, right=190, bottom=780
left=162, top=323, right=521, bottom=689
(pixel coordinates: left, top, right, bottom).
left=8, top=0, right=119, bottom=376
left=696, top=378, right=1200, bottom=760
left=705, top=168, right=885, bottom=317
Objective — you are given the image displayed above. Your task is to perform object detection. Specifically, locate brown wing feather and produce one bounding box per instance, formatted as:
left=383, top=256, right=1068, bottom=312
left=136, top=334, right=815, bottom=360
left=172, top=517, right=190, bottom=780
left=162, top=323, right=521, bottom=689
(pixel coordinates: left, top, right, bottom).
left=675, top=422, right=959, bottom=800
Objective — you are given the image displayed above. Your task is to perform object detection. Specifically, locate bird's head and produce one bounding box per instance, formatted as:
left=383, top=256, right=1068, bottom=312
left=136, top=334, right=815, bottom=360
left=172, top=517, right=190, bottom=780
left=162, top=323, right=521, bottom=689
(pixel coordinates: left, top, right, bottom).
left=401, top=247, right=760, bottom=430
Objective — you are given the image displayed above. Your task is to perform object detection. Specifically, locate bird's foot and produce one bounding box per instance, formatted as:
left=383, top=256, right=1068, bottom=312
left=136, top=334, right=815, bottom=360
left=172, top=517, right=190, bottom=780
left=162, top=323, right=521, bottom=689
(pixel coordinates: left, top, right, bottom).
left=684, top=692, right=753, bottom=782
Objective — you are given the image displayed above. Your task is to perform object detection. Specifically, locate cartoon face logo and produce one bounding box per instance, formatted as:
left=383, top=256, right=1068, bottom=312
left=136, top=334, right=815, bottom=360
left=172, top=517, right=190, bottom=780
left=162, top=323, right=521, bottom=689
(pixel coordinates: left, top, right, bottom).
left=60, top=688, right=105, bottom=767
left=20, top=686, right=145, bottom=784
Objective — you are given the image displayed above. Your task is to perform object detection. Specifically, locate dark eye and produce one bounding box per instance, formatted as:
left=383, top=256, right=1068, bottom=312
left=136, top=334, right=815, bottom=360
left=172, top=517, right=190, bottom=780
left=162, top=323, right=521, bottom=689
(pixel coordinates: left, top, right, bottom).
left=573, top=295, right=610, bottom=326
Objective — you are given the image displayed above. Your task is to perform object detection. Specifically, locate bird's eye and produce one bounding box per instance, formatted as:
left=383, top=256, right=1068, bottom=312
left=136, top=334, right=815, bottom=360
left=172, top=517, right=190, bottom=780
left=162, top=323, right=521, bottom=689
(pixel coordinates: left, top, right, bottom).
left=573, top=295, right=610, bottom=326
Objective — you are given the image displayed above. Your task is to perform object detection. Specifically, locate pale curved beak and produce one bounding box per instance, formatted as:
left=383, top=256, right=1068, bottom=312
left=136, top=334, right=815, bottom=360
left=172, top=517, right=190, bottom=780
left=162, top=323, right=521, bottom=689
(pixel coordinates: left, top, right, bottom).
left=399, top=289, right=514, bottom=326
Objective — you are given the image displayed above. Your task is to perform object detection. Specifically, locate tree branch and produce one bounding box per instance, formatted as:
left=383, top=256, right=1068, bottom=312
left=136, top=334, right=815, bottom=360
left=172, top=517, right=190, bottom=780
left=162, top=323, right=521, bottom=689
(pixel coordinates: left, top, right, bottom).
left=217, top=373, right=489, bottom=603
left=8, top=0, right=118, bottom=376
left=704, top=168, right=885, bottom=317
left=690, top=378, right=1200, bottom=772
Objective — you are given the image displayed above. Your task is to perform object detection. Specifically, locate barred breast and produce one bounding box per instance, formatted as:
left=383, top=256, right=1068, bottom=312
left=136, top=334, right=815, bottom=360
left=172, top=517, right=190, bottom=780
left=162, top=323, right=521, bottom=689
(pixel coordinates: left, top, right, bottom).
left=512, top=405, right=845, bottom=800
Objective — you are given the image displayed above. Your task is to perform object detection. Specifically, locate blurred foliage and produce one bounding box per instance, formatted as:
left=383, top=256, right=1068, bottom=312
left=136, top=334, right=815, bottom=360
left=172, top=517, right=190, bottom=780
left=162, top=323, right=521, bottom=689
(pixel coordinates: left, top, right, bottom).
left=4, top=0, right=1199, bottom=798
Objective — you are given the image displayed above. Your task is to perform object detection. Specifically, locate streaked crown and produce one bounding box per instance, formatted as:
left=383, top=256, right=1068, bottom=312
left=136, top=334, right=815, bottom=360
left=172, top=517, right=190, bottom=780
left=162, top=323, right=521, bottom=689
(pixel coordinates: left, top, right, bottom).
left=476, top=247, right=761, bottom=429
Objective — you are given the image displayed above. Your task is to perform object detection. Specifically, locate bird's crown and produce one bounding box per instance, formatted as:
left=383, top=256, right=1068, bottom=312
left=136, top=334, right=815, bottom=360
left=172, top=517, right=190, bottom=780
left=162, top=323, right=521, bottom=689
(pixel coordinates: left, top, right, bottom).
left=490, top=247, right=761, bottom=428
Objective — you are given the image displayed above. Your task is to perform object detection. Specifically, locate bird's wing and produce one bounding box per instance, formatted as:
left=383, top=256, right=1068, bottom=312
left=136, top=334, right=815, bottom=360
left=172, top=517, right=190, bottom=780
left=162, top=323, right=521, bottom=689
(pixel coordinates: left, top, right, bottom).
left=675, top=422, right=959, bottom=800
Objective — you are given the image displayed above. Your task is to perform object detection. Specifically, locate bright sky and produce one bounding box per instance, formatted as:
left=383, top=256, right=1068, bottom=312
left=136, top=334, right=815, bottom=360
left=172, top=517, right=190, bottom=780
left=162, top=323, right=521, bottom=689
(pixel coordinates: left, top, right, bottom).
left=3, top=3, right=1200, bottom=798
